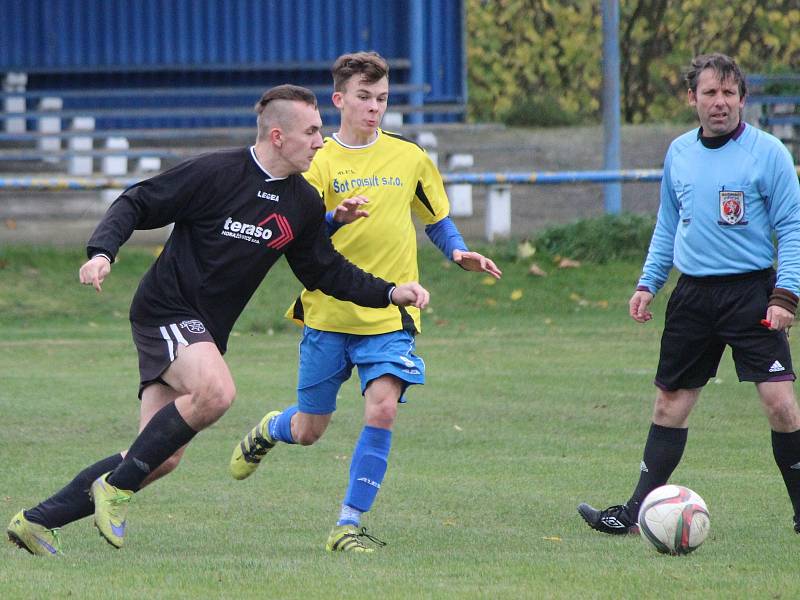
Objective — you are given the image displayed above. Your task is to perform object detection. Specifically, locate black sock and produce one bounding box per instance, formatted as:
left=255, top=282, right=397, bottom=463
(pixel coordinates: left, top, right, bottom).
left=24, top=453, right=124, bottom=529
left=107, top=402, right=197, bottom=492
left=771, top=429, right=800, bottom=520
left=627, top=423, right=688, bottom=514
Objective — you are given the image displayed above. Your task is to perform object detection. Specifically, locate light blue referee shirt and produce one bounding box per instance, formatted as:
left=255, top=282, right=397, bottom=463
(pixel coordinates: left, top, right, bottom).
left=639, top=123, right=800, bottom=295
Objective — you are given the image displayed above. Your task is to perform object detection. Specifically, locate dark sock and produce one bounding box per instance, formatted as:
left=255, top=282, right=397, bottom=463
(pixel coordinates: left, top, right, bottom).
left=107, top=402, right=197, bottom=491
left=24, top=453, right=124, bottom=529
left=627, top=423, right=688, bottom=515
left=771, top=429, right=800, bottom=520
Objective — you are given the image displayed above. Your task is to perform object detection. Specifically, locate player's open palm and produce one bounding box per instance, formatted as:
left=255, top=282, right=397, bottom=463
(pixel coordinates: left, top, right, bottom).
left=452, top=249, right=502, bottom=279
left=333, top=195, right=370, bottom=224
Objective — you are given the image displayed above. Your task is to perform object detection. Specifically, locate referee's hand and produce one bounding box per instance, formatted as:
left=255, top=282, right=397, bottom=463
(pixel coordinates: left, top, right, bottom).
left=79, top=255, right=112, bottom=293
left=629, top=290, right=654, bottom=323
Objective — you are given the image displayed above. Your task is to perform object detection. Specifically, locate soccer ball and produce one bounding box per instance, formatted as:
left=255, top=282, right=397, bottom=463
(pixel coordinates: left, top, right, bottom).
left=638, top=485, right=710, bottom=555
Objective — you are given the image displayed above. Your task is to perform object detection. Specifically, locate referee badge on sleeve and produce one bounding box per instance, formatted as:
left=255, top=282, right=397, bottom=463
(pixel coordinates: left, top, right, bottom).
left=719, top=190, right=746, bottom=225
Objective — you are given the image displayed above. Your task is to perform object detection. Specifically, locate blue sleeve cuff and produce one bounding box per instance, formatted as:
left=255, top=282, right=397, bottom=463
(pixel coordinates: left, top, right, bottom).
left=325, top=210, right=345, bottom=236
left=425, top=217, right=468, bottom=261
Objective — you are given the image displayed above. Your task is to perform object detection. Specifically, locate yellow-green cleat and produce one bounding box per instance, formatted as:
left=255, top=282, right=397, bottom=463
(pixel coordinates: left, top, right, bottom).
left=90, top=473, right=133, bottom=549
left=229, top=410, right=280, bottom=480
left=325, top=525, right=386, bottom=553
left=6, top=510, right=61, bottom=556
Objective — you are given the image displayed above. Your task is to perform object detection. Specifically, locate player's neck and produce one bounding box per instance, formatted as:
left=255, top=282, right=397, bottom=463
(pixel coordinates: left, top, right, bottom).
left=252, top=142, right=288, bottom=178
left=336, top=124, right=378, bottom=147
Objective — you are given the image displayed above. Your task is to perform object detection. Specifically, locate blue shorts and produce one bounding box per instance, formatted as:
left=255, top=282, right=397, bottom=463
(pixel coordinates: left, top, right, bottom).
left=296, top=327, right=426, bottom=415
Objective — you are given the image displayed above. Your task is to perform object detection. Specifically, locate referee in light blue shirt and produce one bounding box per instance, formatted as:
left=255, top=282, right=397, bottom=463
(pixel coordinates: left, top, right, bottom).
left=579, top=53, right=800, bottom=536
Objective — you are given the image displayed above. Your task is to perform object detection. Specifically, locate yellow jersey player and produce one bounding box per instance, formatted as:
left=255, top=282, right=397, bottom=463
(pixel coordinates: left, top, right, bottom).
left=230, top=52, right=501, bottom=552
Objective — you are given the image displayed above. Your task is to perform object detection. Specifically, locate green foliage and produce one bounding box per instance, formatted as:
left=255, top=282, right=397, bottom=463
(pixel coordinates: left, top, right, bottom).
left=533, top=213, right=656, bottom=264
left=467, top=0, right=800, bottom=125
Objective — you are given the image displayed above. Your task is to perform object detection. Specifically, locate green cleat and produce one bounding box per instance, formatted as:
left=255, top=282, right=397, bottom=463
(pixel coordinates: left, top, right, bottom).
left=90, top=473, right=133, bottom=549
left=229, top=410, right=280, bottom=480
left=325, top=525, right=386, bottom=553
left=6, top=510, right=61, bottom=556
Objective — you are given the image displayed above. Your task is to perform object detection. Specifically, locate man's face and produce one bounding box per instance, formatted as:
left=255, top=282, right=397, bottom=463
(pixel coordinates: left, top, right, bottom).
left=688, top=69, right=745, bottom=137
left=278, top=101, right=324, bottom=173
left=333, top=75, right=389, bottom=136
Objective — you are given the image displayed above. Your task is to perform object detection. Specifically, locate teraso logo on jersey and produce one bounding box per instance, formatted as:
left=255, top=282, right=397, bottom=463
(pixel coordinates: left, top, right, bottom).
left=220, top=215, right=294, bottom=250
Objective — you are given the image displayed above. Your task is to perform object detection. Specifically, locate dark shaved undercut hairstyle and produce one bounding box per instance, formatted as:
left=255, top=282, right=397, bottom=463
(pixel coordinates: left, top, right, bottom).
left=685, top=53, right=747, bottom=98
left=332, top=51, right=389, bottom=92
left=254, top=84, right=318, bottom=141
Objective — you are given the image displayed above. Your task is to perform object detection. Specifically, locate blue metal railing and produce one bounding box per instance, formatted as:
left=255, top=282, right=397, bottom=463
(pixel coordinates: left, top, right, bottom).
left=0, top=169, right=666, bottom=191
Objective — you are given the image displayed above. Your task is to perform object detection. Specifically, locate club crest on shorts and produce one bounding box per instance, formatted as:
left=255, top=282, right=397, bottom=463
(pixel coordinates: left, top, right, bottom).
left=719, top=190, right=745, bottom=225
left=179, top=319, right=206, bottom=334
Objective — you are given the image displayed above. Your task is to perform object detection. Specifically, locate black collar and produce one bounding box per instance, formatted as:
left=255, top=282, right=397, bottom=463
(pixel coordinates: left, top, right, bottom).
left=697, top=121, right=745, bottom=149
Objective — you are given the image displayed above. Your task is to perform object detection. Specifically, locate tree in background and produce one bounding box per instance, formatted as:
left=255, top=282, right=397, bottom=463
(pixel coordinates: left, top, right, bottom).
left=467, top=0, right=800, bottom=125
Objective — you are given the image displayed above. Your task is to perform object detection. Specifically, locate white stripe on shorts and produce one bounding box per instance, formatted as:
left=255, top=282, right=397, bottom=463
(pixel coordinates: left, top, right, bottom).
left=159, top=325, right=175, bottom=361
left=169, top=323, right=189, bottom=346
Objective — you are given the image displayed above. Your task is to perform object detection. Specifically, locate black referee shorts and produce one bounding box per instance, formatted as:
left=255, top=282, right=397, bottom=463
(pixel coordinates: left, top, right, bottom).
left=131, top=318, right=216, bottom=398
left=655, top=268, right=795, bottom=391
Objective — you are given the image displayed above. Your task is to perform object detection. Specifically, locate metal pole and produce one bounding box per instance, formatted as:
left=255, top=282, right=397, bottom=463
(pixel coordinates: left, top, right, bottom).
left=408, top=0, right=425, bottom=125
left=602, top=0, right=622, bottom=214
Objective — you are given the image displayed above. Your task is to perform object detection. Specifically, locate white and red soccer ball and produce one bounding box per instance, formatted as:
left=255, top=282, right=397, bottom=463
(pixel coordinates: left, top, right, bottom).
left=638, top=485, right=710, bottom=555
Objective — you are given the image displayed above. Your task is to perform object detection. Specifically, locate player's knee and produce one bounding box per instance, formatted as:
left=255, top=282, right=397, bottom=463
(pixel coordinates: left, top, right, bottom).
left=365, top=398, right=398, bottom=429
left=764, top=397, right=800, bottom=429
left=196, top=376, right=236, bottom=416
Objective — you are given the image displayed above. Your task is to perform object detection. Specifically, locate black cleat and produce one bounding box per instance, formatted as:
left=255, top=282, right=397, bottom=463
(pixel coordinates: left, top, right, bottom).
left=577, top=502, right=639, bottom=535
left=794, top=516, right=800, bottom=534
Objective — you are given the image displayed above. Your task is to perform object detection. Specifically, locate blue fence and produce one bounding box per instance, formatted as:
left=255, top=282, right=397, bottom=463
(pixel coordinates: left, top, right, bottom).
left=0, top=0, right=466, bottom=126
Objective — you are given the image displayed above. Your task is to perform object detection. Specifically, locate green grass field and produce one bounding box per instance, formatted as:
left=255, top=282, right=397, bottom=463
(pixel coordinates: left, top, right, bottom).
left=1, top=244, right=799, bottom=599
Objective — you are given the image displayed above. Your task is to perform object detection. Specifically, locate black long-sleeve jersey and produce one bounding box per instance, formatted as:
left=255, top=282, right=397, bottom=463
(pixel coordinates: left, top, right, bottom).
left=87, top=147, right=395, bottom=352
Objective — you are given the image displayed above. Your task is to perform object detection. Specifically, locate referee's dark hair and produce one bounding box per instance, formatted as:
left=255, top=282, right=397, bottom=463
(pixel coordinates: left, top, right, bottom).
left=685, top=53, right=747, bottom=98
left=332, top=51, right=389, bottom=92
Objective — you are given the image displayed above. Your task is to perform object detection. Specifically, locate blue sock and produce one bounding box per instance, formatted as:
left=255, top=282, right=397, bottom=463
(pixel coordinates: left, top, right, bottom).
left=268, top=406, right=298, bottom=444
left=337, top=504, right=363, bottom=527
left=342, top=426, right=392, bottom=517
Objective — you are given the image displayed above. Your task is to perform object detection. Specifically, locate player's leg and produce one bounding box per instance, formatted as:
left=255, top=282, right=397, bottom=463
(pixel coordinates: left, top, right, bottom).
left=93, top=323, right=235, bottom=548
left=721, top=270, right=800, bottom=531
left=757, top=381, right=800, bottom=532
left=7, top=449, right=126, bottom=556
left=327, top=331, right=424, bottom=553
left=229, top=327, right=346, bottom=480
left=579, top=275, right=719, bottom=534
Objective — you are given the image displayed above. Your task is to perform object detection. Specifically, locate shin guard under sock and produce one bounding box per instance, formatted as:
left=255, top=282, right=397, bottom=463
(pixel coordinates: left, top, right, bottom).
left=107, top=401, right=197, bottom=491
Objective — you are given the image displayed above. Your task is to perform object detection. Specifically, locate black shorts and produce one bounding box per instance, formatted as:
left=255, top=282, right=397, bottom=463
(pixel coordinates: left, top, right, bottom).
left=131, top=318, right=216, bottom=398
left=655, top=268, right=795, bottom=391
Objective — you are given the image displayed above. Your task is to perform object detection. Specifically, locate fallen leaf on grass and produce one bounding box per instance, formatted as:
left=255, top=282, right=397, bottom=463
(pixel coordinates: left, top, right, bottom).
left=453, top=424, right=463, bottom=432
left=528, top=263, right=547, bottom=276
left=558, top=258, right=582, bottom=269
left=542, top=536, right=563, bottom=542
left=510, top=289, right=523, bottom=301
left=481, top=276, right=497, bottom=286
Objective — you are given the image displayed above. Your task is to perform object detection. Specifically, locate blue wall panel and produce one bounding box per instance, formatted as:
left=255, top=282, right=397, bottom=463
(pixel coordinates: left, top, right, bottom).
left=0, top=0, right=465, bottom=125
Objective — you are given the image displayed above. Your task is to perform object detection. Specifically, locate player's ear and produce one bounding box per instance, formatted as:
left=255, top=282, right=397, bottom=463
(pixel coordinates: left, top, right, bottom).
left=332, top=91, right=344, bottom=109
left=269, top=126, right=283, bottom=147
left=687, top=89, right=697, bottom=107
